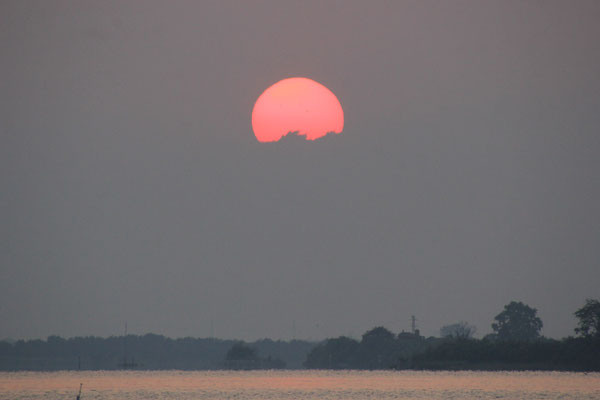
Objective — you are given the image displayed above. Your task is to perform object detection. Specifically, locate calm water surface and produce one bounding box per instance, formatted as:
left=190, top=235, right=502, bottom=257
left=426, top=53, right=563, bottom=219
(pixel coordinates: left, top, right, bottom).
left=1, top=370, right=599, bottom=399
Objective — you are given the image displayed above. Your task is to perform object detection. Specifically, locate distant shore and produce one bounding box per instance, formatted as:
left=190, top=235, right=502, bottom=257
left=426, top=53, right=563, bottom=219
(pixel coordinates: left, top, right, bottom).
left=1, top=331, right=598, bottom=372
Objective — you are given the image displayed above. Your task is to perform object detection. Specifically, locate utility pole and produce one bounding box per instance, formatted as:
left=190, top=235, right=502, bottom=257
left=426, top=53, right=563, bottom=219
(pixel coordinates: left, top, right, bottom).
left=411, top=315, right=416, bottom=334
left=124, top=322, right=127, bottom=363
left=118, top=322, right=138, bottom=369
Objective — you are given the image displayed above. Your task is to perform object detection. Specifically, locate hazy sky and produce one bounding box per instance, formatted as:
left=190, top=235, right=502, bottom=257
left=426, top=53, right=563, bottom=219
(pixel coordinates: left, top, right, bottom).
left=2, top=0, right=599, bottom=341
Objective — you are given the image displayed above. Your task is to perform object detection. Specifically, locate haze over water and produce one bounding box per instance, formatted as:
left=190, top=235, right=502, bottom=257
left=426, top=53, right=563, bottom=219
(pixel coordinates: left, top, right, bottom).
left=1, top=370, right=599, bottom=400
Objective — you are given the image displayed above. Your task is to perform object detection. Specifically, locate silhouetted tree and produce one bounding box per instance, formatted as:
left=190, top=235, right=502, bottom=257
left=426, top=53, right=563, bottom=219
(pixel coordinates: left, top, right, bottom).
left=225, top=342, right=258, bottom=361
left=575, top=299, right=600, bottom=339
left=304, top=336, right=360, bottom=369
left=224, top=342, right=288, bottom=369
left=491, top=301, right=543, bottom=341
left=253, top=339, right=313, bottom=369
left=359, top=327, right=398, bottom=369
left=440, top=321, right=477, bottom=339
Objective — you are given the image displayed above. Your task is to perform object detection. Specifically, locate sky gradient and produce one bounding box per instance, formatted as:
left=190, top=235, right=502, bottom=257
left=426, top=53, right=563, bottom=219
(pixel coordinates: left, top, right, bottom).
left=2, top=0, right=600, bottom=341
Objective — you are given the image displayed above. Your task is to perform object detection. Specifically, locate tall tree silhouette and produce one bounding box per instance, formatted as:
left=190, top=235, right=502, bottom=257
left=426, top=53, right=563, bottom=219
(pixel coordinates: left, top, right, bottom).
left=491, top=301, right=543, bottom=341
left=575, top=299, right=600, bottom=339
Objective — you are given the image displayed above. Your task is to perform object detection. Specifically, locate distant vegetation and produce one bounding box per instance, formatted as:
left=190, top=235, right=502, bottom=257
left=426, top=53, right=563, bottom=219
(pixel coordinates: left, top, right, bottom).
left=0, top=335, right=313, bottom=371
left=409, top=299, right=598, bottom=371
left=304, top=327, right=429, bottom=369
left=490, top=301, right=543, bottom=341
left=1, top=299, right=598, bottom=371
left=440, top=321, right=476, bottom=339
left=224, top=342, right=286, bottom=370
left=304, top=299, right=599, bottom=371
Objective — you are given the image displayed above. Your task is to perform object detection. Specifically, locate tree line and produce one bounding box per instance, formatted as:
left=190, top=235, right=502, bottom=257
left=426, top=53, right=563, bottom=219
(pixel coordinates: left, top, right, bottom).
left=1, top=298, right=598, bottom=371
left=0, top=335, right=313, bottom=371
left=305, top=299, right=600, bottom=371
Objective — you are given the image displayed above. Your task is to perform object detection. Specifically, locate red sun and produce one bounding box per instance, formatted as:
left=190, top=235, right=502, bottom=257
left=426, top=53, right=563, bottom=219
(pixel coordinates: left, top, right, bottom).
left=252, top=77, right=344, bottom=142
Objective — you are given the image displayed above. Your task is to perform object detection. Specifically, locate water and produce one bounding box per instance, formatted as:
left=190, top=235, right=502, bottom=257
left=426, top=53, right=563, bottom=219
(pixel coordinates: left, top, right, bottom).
left=1, top=370, right=599, bottom=399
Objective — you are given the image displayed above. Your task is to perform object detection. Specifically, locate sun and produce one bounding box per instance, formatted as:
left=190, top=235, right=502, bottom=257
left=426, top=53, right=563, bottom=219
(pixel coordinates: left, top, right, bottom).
left=251, top=77, right=344, bottom=142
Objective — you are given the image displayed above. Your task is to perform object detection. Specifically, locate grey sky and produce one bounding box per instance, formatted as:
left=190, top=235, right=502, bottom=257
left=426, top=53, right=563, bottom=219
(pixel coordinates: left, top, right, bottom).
left=2, top=0, right=599, bottom=341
